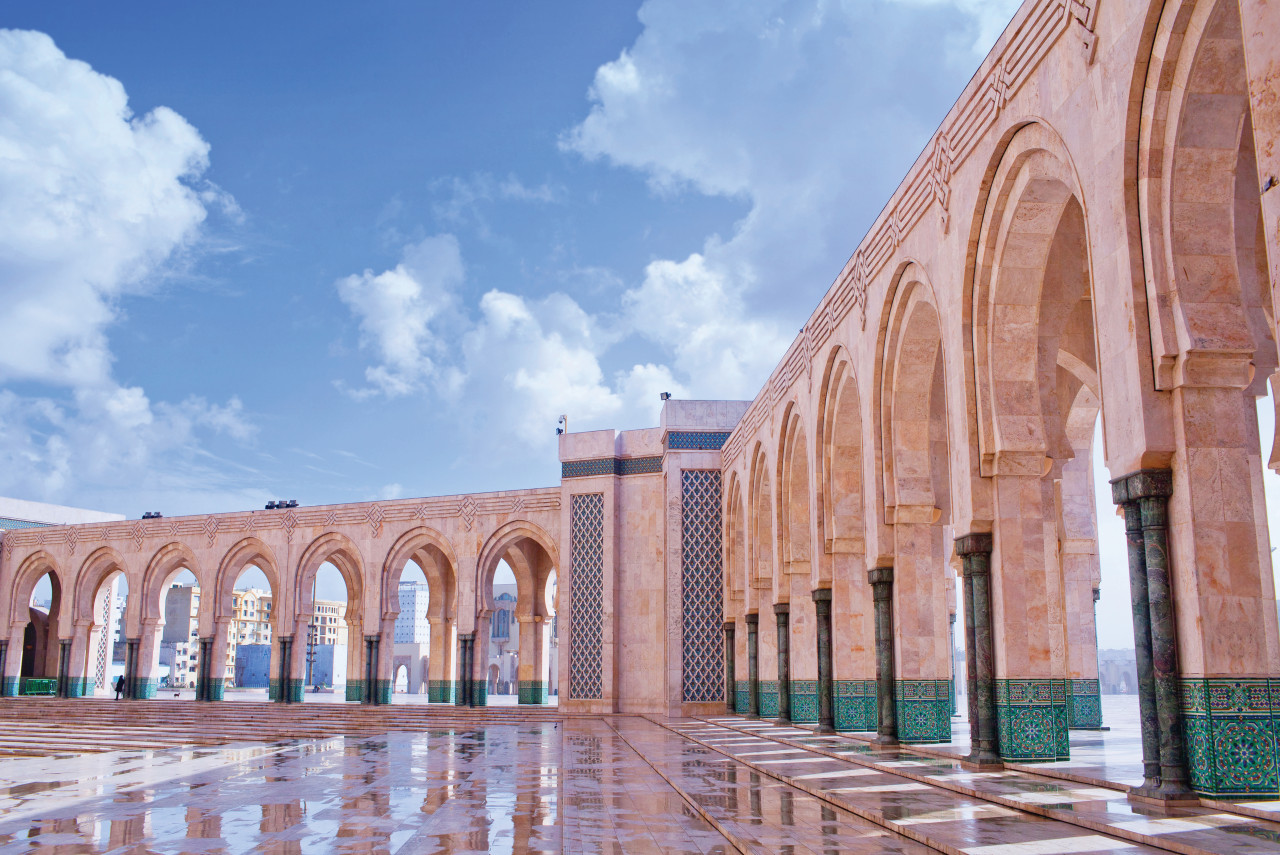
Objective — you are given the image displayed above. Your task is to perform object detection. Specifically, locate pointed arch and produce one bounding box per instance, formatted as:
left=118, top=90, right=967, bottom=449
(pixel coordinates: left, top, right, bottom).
left=724, top=470, right=747, bottom=601
left=73, top=546, right=131, bottom=627
left=141, top=542, right=203, bottom=623
left=747, top=442, right=775, bottom=592
left=776, top=401, right=814, bottom=581
left=295, top=532, right=365, bottom=622
left=214, top=537, right=281, bottom=623
left=476, top=520, right=558, bottom=617
left=8, top=551, right=63, bottom=631
left=381, top=527, right=458, bottom=622
left=816, top=345, right=867, bottom=567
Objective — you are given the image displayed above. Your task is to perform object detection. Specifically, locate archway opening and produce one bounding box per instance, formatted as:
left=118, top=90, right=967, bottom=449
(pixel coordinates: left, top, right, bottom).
left=391, top=558, right=430, bottom=698
left=304, top=562, right=351, bottom=700
left=227, top=564, right=274, bottom=698
left=545, top=569, right=558, bottom=699
left=158, top=568, right=199, bottom=695
left=21, top=572, right=61, bottom=688
left=88, top=570, right=128, bottom=696
left=489, top=559, right=518, bottom=701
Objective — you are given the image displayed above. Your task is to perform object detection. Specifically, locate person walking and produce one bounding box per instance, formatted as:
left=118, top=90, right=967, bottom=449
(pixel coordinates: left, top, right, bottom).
left=114, top=674, right=125, bottom=700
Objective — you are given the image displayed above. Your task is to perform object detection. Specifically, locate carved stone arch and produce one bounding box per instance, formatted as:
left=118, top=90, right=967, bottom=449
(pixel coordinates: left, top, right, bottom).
left=970, top=120, right=1098, bottom=477
left=9, top=551, right=63, bottom=631
left=140, top=542, right=203, bottom=625
left=775, top=400, right=814, bottom=578
left=214, top=537, right=281, bottom=628
left=747, top=441, right=775, bottom=591
left=1138, top=0, right=1275, bottom=392
left=295, top=531, right=365, bottom=624
left=73, top=546, right=131, bottom=628
left=476, top=520, right=559, bottom=616
left=816, top=344, right=867, bottom=564
left=879, top=262, right=952, bottom=525
left=724, top=470, right=747, bottom=601
left=380, top=527, right=458, bottom=622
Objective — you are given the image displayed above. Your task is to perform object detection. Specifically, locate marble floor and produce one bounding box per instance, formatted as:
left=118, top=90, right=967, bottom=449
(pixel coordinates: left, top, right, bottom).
left=0, top=697, right=1277, bottom=854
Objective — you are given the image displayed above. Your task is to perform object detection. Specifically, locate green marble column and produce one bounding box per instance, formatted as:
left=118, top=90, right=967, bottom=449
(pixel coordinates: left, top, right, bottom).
left=956, top=534, right=999, bottom=765
left=1111, top=476, right=1162, bottom=791
left=813, top=588, right=835, bottom=734
left=868, top=567, right=897, bottom=745
left=723, top=621, right=736, bottom=715
left=746, top=613, right=760, bottom=719
left=456, top=635, right=472, bottom=708
left=1131, top=470, right=1192, bottom=798
left=774, top=603, right=792, bottom=726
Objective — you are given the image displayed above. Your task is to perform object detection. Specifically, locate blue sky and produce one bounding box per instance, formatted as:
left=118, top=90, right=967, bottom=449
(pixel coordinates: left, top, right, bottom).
left=12, top=0, right=1259, bottom=645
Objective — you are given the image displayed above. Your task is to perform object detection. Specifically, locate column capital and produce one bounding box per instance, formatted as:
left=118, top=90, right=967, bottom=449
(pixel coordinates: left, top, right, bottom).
left=811, top=587, right=832, bottom=603
left=1110, top=468, right=1173, bottom=504
left=954, top=532, right=993, bottom=556
left=867, top=566, right=893, bottom=586
left=723, top=620, right=736, bottom=632
left=773, top=602, right=790, bottom=616
left=745, top=612, right=759, bottom=627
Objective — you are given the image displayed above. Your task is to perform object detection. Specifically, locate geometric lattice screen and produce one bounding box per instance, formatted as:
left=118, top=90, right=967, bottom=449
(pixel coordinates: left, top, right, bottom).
left=568, top=492, right=604, bottom=700
left=681, top=469, right=724, bottom=703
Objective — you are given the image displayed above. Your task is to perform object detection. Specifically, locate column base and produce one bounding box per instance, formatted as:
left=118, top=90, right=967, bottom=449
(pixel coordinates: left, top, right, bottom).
left=788, top=680, right=818, bottom=723
left=896, top=679, right=953, bottom=743
left=0, top=676, right=16, bottom=697
left=134, top=678, right=159, bottom=700
left=995, top=679, right=1069, bottom=761
left=346, top=680, right=364, bottom=702
left=518, top=681, right=548, bottom=705
left=758, top=680, right=780, bottom=718
left=471, top=681, right=488, bottom=707
left=1067, top=679, right=1103, bottom=729
left=286, top=678, right=304, bottom=703
left=64, top=678, right=90, bottom=698
left=427, top=680, right=456, bottom=704
left=834, top=679, right=877, bottom=731
left=1182, top=677, right=1280, bottom=798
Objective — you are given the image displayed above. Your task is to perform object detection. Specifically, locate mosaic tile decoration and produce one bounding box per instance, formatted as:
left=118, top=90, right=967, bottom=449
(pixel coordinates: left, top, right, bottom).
left=790, top=679, right=818, bottom=723
left=518, top=680, right=548, bottom=705
left=666, top=431, right=732, bottom=451
left=735, top=679, right=751, bottom=714
left=759, top=680, right=780, bottom=718
left=561, top=456, right=663, bottom=478
left=0, top=677, right=16, bottom=697
left=286, top=678, right=304, bottom=703
left=896, top=679, right=952, bottom=743
left=427, top=679, right=456, bottom=704
left=376, top=680, right=393, bottom=704
left=346, top=680, right=363, bottom=702
left=471, top=680, right=488, bottom=707
left=681, top=470, right=724, bottom=703
left=1067, top=678, right=1102, bottom=729
left=995, top=678, right=1069, bottom=761
left=268, top=678, right=279, bottom=701
left=569, top=493, right=604, bottom=700
left=834, top=679, right=877, bottom=731
left=1182, top=677, right=1280, bottom=797
left=617, top=456, right=663, bottom=476
left=137, top=677, right=159, bottom=700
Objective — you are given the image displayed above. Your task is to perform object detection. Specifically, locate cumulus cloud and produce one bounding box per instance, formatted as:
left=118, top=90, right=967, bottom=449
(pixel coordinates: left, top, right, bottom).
left=0, top=29, right=251, bottom=508
left=337, top=234, right=464, bottom=397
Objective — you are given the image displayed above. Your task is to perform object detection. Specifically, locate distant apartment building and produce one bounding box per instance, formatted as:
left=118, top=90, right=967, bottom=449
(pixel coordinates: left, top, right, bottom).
left=393, top=581, right=430, bottom=693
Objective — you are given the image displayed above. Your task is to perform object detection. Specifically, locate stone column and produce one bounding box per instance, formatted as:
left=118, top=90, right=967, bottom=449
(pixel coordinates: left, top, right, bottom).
left=276, top=635, right=294, bottom=703
left=955, top=534, right=999, bottom=765
left=949, top=613, right=957, bottom=716
left=746, top=613, right=760, bottom=719
left=723, top=621, right=736, bottom=714
left=774, top=603, right=791, bottom=725
left=868, top=567, right=897, bottom=745
left=1111, top=473, right=1169, bottom=794
left=1132, top=471, right=1191, bottom=798
left=0, top=640, right=8, bottom=697
left=0, top=630, right=20, bottom=697
left=195, top=638, right=213, bottom=701
left=456, top=634, right=473, bottom=708
left=208, top=619, right=230, bottom=701
left=812, top=589, right=835, bottom=733
left=517, top=616, right=548, bottom=704
left=428, top=617, right=455, bottom=703
left=959, top=554, right=980, bottom=749
left=124, top=638, right=140, bottom=700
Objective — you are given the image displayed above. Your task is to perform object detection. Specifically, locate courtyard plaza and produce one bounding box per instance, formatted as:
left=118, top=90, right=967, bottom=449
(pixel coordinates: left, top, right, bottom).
left=0, top=696, right=1279, bottom=853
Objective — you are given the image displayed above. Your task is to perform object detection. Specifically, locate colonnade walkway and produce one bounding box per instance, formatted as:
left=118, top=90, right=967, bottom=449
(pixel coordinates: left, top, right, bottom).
left=3, top=700, right=1280, bottom=853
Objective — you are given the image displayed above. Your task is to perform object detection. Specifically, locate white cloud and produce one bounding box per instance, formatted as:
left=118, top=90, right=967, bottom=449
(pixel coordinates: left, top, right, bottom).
left=0, top=30, right=252, bottom=510
left=337, top=234, right=463, bottom=397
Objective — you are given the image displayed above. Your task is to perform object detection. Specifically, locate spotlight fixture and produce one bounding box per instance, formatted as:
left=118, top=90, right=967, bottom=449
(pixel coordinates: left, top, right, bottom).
left=265, top=501, right=277, bottom=510
left=141, top=511, right=163, bottom=520
left=659, top=392, right=671, bottom=401
left=265, top=499, right=299, bottom=510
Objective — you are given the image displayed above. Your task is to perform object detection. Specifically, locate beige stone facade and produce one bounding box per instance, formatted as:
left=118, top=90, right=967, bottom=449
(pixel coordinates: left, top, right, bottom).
left=0, top=0, right=1278, bottom=798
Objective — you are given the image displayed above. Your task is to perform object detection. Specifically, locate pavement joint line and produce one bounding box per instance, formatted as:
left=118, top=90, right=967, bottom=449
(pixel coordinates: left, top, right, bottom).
left=677, top=716, right=1245, bottom=855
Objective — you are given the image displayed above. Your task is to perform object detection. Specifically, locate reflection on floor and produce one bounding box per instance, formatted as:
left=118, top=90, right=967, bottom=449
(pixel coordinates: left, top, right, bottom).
left=0, top=695, right=1277, bottom=853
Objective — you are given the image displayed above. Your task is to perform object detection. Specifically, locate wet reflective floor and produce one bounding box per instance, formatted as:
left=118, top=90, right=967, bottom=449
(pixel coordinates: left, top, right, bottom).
left=0, top=713, right=1275, bottom=854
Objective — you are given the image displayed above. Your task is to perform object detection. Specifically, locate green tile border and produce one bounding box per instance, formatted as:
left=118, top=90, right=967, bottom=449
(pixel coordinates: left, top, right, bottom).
left=789, top=680, right=818, bottom=723
left=518, top=680, right=548, bottom=705
left=0, top=676, right=17, bottom=697
left=1182, top=677, right=1280, bottom=798
left=834, top=679, right=877, bottom=731
left=734, top=679, right=750, bottom=714
left=995, top=678, right=1069, bottom=761
left=896, top=679, right=952, bottom=743
left=427, top=680, right=456, bottom=704
left=1067, top=678, right=1102, bottom=729
left=759, top=680, right=779, bottom=718
left=346, top=680, right=363, bottom=702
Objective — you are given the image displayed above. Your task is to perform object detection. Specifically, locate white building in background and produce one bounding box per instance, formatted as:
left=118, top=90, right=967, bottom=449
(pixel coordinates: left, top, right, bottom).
left=393, top=581, right=430, bottom=694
